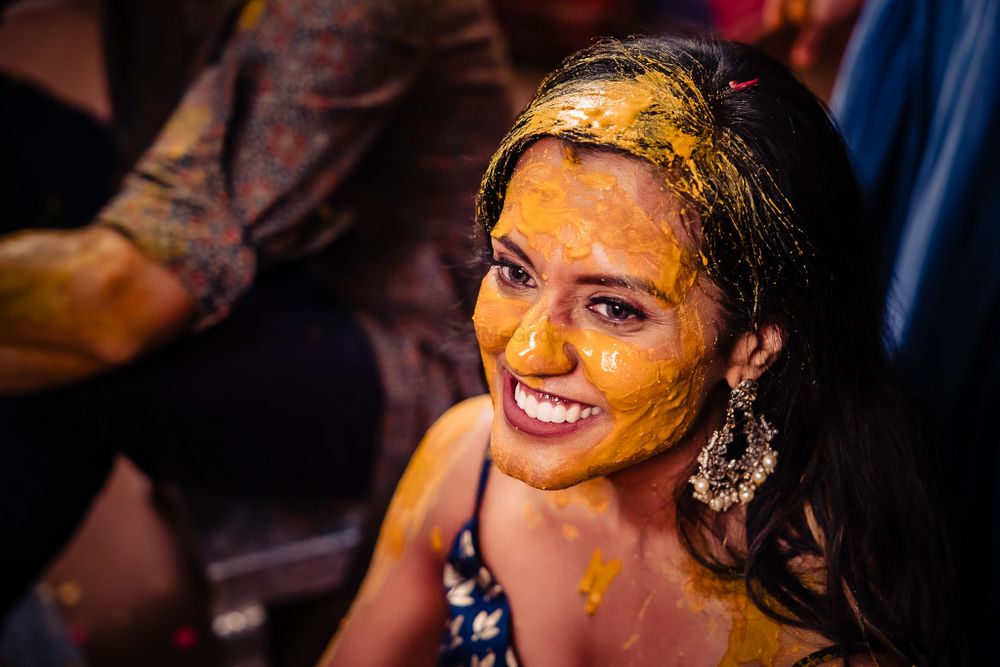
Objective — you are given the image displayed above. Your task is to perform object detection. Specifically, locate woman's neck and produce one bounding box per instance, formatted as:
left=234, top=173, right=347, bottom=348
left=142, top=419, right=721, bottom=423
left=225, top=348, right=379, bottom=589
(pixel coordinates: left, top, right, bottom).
left=599, top=418, right=714, bottom=531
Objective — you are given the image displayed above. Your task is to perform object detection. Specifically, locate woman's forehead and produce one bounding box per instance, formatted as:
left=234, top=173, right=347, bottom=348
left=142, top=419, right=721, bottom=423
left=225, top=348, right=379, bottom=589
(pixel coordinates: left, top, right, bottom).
left=512, top=139, right=670, bottom=195
left=501, top=139, right=698, bottom=248
left=496, top=139, right=699, bottom=303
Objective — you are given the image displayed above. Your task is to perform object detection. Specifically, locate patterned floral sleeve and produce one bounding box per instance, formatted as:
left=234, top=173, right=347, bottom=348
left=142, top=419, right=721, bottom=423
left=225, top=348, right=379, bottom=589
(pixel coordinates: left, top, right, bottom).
left=97, top=0, right=428, bottom=327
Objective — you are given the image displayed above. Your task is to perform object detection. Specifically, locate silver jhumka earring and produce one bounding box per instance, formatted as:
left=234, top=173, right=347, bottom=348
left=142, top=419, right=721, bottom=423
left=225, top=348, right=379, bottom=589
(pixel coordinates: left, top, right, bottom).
left=689, top=379, right=778, bottom=512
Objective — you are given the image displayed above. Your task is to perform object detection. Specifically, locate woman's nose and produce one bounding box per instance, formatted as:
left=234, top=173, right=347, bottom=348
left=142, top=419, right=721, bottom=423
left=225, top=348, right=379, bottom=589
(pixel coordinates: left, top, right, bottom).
left=505, top=313, right=575, bottom=376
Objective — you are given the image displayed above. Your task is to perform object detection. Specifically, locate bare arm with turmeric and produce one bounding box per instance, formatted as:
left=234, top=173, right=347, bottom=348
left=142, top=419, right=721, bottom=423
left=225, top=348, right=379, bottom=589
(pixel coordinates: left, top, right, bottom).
left=0, top=226, right=194, bottom=394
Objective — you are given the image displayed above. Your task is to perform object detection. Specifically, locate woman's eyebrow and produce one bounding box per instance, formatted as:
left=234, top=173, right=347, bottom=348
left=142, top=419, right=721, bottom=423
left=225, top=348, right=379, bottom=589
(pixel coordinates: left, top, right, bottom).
left=494, top=237, right=535, bottom=269
left=577, top=274, right=673, bottom=304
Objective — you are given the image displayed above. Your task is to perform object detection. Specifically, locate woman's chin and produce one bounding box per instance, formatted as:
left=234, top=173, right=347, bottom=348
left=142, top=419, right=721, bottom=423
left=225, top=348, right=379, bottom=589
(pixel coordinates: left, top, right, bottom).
left=491, top=452, right=587, bottom=490
left=489, top=434, right=616, bottom=490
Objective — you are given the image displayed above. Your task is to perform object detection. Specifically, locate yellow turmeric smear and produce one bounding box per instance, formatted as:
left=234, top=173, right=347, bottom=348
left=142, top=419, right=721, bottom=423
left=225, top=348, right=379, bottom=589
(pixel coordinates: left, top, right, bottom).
left=546, top=477, right=612, bottom=515
left=637, top=591, right=654, bottom=619
left=522, top=501, right=542, bottom=529
left=680, top=560, right=786, bottom=667
left=578, top=547, right=623, bottom=615
left=561, top=523, right=580, bottom=541
left=357, top=396, right=488, bottom=604
left=494, top=149, right=698, bottom=305
left=429, top=526, right=445, bottom=555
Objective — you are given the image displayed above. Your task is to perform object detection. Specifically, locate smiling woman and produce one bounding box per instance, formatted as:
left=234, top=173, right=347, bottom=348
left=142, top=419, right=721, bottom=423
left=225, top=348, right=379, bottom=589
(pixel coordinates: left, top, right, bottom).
left=321, top=35, right=953, bottom=666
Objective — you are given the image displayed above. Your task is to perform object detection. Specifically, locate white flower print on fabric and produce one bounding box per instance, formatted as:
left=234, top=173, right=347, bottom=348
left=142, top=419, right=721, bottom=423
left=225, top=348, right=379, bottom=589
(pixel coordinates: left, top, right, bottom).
left=446, top=614, right=464, bottom=650
left=470, top=650, right=496, bottom=667
left=470, top=609, right=503, bottom=642
left=447, top=577, right=477, bottom=607
left=444, top=561, right=462, bottom=588
left=506, top=647, right=519, bottom=666
left=460, top=529, right=475, bottom=558
left=477, top=565, right=504, bottom=601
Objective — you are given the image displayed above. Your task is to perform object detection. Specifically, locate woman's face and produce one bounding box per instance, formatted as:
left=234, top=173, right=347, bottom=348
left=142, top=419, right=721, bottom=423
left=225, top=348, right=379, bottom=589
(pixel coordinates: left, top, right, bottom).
left=473, top=138, right=729, bottom=490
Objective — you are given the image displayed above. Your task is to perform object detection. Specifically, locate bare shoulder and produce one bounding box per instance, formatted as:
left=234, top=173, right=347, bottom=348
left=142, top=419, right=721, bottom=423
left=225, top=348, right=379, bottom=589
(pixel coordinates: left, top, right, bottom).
left=416, top=396, right=495, bottom=500
left=321, top=397, right=495, bottom=666
left=366, top=395, right=494, bottom=580
left=410, top=394, right=496, bottom=536
left=419, top=394, right=495, bottom=467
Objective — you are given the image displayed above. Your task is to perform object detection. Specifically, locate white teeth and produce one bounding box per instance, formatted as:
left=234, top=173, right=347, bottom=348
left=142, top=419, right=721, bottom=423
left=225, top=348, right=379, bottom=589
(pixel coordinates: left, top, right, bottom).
left=512, top=380, right=602, bottom=425
left=524, top=394, right=539, bottom=419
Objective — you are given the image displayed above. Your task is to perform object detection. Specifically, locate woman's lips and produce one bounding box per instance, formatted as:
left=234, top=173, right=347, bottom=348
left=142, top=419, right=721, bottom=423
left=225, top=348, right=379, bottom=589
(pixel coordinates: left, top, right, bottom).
left=501, top=371, right=602, bottom=437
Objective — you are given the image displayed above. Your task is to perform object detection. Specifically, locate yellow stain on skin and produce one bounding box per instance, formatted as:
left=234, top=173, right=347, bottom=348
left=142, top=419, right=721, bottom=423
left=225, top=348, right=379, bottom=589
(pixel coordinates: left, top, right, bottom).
left=637, top=591, right=654, bottom=619
left=357, top=397, right=487, bottom=604
left=681, top=561, right=785, bottom=667
left=718, top=594, right=784, bottom=667
left=490, top=154, right=696, bottom=305
left=429, top=526, right=445, bottom=555
left=578, top=547, right=623, bottom=615
left=0, top=250, right=76, bottom=332
left=522, top=501, right=542, bottom=529
left=546, top=477, right=611, bottom=514
left=561, top=523, right=580, bottom=541
left=623, top=633, right=640, bottom=650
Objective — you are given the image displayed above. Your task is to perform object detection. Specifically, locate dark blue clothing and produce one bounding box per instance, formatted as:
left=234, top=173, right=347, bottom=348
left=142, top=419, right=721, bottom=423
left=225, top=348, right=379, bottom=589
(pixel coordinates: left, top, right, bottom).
left=438, top=454, right=519, bottom=667
left=832, top=0, right=1000, bottom=356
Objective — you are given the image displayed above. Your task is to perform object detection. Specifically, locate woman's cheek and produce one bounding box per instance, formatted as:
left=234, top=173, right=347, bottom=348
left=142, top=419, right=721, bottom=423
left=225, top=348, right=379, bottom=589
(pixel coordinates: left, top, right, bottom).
left=473, top=278, right=531, bottom=385
left=571, top=322, right=709, bottom=457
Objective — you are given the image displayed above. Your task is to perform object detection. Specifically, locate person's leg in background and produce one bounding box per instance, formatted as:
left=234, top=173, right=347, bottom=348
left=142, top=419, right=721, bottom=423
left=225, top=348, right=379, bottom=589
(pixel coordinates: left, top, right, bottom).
left=114, top=259, right=382, bottom=501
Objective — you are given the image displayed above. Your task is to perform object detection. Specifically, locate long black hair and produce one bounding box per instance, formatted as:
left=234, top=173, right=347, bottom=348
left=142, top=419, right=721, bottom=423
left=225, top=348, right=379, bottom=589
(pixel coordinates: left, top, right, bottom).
left=477, top=35, right=953, bottom=664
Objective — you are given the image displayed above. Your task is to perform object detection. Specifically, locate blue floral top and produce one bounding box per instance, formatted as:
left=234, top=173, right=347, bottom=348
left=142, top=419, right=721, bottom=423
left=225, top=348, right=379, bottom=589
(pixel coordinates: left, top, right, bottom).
left=438, top=455, right=519, bottom=667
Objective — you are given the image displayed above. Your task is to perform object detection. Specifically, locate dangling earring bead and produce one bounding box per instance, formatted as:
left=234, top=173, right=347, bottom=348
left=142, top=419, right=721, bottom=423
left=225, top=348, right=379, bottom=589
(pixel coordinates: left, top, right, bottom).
left=689, top=379, right=778, bottom=512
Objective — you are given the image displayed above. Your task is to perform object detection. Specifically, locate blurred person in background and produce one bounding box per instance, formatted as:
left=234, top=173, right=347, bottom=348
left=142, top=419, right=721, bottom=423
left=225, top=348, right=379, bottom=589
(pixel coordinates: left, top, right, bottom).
left=0, top=0, right=513, bottom=624
left=763, top=0, right=999, bottom=660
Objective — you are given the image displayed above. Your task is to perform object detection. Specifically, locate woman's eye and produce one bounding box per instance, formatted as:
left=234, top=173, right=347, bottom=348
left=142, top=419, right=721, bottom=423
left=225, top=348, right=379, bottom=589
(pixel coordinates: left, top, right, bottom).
left=495, top=259, right=535, bottom=288
left=589, top=298, right=646, bottom=324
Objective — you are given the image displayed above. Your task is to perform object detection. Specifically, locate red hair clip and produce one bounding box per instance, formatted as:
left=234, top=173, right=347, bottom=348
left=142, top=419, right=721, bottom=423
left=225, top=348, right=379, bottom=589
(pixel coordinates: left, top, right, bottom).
left=728, top=77, right=760, bottom=91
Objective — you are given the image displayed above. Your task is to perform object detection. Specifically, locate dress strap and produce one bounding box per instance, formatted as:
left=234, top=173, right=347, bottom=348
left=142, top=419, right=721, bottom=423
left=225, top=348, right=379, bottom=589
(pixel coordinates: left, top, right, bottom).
left=472, top=446, right=493, bottom=519
left=791, top=644, right=844, bottom=667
